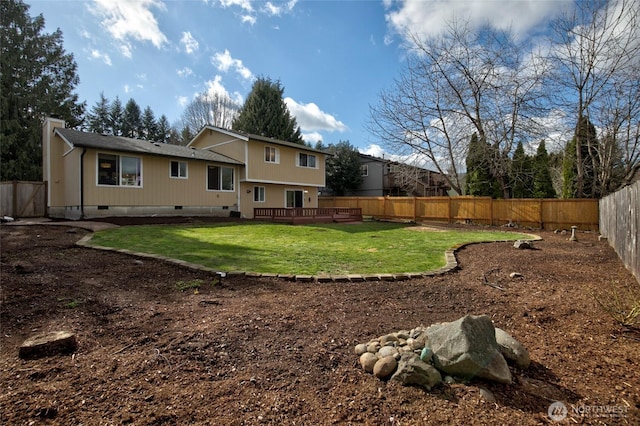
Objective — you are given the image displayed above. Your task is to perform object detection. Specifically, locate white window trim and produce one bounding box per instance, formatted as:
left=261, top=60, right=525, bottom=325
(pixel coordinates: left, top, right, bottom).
left=254, top=186, right=266, bottom=203
left=361, top=164, right=369, bottom=176
left=206, top=165, right=235, bottom=192
left=170, top=160, right=188, bottom=179
left=264, top=146, right=280, bottom=164
left=296, top=152, right=318, bottom=169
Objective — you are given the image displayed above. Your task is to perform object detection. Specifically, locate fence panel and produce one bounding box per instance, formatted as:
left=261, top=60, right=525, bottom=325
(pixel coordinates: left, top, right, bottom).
left=599, top=181, right=639, bottom=283
left=416, top=197, right=450, bottom=222
left=451, top=197, right=492, bottom=225
left=384, top=197, right=415, bottom=219
left=492, top=199, right=542, bottom=227
left=319, top=196, right=599, bottom=230
left=0, top=181, right=47, bottom=218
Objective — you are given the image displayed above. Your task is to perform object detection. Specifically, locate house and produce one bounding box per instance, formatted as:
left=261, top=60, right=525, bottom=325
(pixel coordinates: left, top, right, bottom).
left=42, top=117, right=326, bottom=220
left=353, top=153, right=451, bottom=197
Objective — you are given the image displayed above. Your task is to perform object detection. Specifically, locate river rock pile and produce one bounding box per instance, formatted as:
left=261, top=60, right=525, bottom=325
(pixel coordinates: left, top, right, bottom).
left=355, top=314, right=530, bottom=391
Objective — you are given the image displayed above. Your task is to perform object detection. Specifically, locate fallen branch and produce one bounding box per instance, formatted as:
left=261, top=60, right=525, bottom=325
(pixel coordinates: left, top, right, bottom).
left=481, top=269, right=505, bottom=291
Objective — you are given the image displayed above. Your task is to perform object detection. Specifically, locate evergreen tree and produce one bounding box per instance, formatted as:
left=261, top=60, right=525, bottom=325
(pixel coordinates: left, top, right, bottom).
left=141, top=106, right=157, bottom=140
left=87, top=92, right=110, bottom=134
left=122, top=98, right=142, bottom=138
left=532, top=140, right=556, bottom=198
left=562, top=137, right=577, bottom=198
left=109, top=96, right=124, bottom=136
left=325, top=140, right=363, bottom=196
left=511, top=141, right=533, bottom=198
left=1, top=0, right=85, bottom=181
left=232, top=77, right=303, bottom=144
left=156, top=115, right=171, bottom=143
left=563, top=117, right=599, bottom=198
left=465, top=133, right=496, bottom=196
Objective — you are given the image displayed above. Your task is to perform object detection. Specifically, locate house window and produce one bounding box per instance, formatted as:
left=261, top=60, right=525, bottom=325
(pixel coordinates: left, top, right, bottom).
left=361, top=164, right=369, bottom=176
left=265, top=146, right=279, bottom=163
left=207, top=165, right=234, bottom=191
left=98, top=153, right=141, bottom=187
left=170, top=161, right=187, bottom=178
left=297, top=153, right=317, bottom=168
left=254, top=186, right=265, bottom=202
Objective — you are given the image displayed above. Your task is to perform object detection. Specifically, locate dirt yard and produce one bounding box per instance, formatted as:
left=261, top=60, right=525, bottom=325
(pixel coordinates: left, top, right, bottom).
left=1, top=219, right=638, bottom=425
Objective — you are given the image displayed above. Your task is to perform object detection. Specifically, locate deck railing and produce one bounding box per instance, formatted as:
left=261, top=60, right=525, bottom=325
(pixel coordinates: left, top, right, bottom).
left=253, top=207, right=362, bottom=224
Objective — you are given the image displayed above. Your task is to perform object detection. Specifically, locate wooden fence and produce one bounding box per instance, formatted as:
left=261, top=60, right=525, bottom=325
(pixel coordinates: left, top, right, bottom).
left=0, top=181, right=47, bottom=218
left=319, top=196, right=599, bottom=231
left=599, top=181, right=639, bottom=283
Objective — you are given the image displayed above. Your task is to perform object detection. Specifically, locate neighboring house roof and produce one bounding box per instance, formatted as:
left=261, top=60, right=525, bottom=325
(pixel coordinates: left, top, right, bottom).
left=190, top=125, right=327, bottom=155
left=55, top=128, right=243, bottom=165
left=358, top=152, right=440, bottom=173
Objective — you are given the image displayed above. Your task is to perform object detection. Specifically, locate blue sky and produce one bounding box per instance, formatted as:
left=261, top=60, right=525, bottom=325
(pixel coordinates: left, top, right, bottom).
left=28, top=0, right=572, bottom=155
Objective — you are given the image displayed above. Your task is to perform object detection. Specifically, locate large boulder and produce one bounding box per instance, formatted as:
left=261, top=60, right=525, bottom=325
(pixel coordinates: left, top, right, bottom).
left=390, top=353, right=442, bottom=391
left=495, top=327, right=530, bottom=369
left=426, top=315, right=512, bottom=384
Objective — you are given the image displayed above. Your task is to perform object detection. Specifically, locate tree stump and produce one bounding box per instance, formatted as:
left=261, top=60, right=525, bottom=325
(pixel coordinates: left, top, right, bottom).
left=19, top=331, right=77, bottom=359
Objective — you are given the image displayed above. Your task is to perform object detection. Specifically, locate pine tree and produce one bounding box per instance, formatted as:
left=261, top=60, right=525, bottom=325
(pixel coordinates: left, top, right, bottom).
left=109, top=96, right=124, bottom=136
left=232, top=77, right=303, bottom=144
left=532, top=140, right=556, bottom=198
left=564, top=117, right=599, bottom=198
left=562, top=137, right=577, bottom=198
left=325, top=140, right=363, bottom=196
left=142, top=106, right=158, bottom=140
left=1, top=0, right=85, bottom=180
left=511, top=141, right=533, bottom=198
left=87, top=92, right=110, bottom=134
left=156, top=115, right=171, bottom=143
left=465, top=133, right=496, bottom=196
left=122, top=98, right=142, bottom=138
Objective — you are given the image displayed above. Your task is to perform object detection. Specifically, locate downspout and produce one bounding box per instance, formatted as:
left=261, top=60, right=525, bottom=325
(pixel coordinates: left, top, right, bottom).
left=80, top=148, right=86, bottom=219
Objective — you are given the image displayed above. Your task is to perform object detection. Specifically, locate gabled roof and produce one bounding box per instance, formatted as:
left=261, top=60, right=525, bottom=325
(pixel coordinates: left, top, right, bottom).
left=191, top=125, right=327, bottom=155
left=55, top=128, right=243, bottom=165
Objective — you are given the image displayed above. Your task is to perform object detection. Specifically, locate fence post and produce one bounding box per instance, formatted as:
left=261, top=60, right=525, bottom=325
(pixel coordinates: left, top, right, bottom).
left=489, top=198, right=494, bottom=226
left=413, top=197, right=417, bottom=222
left=539, top=199, right=543, bottom=229
left=12, top=181, right=18, bottom=217
left=448, top=197, right=452, bottom=224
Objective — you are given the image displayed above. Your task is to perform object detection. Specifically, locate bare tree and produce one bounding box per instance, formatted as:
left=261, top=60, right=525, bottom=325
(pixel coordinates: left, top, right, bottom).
left=180, top=92, right=241, bottom=136
left=550, top=0, right=640, bottom=197
left=368, top=20, right=548, bottom=197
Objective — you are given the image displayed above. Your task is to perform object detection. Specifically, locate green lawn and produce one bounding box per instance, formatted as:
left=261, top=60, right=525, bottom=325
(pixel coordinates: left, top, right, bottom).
left=88, top=222, right=531, bottom=275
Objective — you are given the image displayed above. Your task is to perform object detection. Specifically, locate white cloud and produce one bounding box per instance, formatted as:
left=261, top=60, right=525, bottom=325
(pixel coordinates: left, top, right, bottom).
left=284, top=98, right=348, bottom=133
left=180, top=31, right=199, bottom=54
left=177, top=96, right=189, bottom=107
left=360, top=144, right=385, bottom=158
left=204, top=75, right=244, bottom=104
left=213, top=0, right=297, bottom=23
left=124, top=84, right=131, bottom=93
left=212, top=49, right=254, bottom=81
left=119, top=43, right=132, bottom=58
left=177, top=67, right=193, bottom=77
left=90, top=49, right=112, bottom=66
left=218, top=0, right=253, bottom=12
left=242, top=15, right=257, bottom=25
left=263, top=0, right=297, bottom=16
left=385, top=0, right=569, bottom=41
left=301, top=131, right=324, bottom=145
left=90, top=0, right=168, bottom=54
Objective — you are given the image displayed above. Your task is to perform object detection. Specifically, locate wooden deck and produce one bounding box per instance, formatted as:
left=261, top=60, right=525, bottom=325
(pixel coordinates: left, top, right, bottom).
left=253, top=207, right=362, bottom=224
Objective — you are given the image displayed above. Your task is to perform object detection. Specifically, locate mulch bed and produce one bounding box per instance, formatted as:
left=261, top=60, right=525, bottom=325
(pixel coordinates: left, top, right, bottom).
left=1, top=220, right=638, bottom=425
